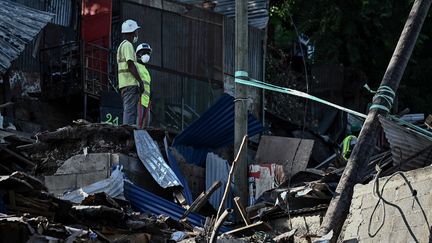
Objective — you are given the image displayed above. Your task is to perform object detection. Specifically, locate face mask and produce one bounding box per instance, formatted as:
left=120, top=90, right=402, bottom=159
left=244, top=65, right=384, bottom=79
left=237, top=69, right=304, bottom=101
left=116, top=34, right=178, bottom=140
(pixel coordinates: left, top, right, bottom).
left=141, top=54, right=150, bottom=63
left=133, top=35, right=138, bottom=43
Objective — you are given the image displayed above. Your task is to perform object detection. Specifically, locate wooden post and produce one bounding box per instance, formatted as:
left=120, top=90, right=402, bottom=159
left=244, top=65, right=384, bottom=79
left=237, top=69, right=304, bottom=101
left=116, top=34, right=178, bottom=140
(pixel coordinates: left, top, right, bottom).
left=319, top=0, right=432, bottom=238
left=234, top=0, right=249, bottom=207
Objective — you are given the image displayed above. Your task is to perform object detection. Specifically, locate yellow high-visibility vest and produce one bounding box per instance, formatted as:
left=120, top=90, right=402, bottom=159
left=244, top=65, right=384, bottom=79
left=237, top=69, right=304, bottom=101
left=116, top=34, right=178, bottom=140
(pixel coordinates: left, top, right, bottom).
left=117, top=40, right=138, bottom=89
left=136, top=62, right=151, bottom=108
left=342, top=135, right=357, bottom=160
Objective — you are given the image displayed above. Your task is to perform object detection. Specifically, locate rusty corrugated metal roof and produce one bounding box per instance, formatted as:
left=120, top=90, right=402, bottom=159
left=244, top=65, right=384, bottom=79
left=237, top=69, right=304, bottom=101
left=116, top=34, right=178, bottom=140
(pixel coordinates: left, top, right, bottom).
left=379, top=115, right=432, bottom=171
left=175, top=0, right=269, bottom=29
left=0, top=0, right=53, bottom=75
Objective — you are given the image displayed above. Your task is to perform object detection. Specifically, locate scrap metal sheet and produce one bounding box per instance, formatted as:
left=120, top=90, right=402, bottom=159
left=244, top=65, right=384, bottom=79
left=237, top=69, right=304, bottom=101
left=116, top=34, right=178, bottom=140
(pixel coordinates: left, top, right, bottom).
left=61, top=166, right=125, bottom=203
left=134, top=130, right=181, bottom=188
left=255, top=136, right=314, bottom=179
left=380, top=116, right=432, bottom=171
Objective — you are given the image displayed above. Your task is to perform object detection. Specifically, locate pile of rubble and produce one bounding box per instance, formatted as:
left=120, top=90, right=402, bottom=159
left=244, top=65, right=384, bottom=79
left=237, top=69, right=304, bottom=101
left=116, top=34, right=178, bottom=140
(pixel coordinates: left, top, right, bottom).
left=1, top=108, right=432, bottom=242
left=0, top=123, right=192, bottom=242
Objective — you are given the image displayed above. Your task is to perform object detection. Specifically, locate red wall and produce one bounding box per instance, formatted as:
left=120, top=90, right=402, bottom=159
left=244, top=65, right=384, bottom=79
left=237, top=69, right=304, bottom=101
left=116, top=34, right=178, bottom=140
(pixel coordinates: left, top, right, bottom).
left=81, top=0, right=112, bottom=47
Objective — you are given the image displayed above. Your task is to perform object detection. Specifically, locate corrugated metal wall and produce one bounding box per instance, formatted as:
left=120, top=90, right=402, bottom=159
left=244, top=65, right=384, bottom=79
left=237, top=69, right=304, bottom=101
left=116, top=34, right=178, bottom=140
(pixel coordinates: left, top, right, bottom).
left=11, top=0, right=73, bottom=26
left=121, top=1, right=225, bottom=131
left=120, top=1, right=265, bottom=130
left=223, top=17, right=264, bottom=80
left=175, top=0, right=269, bottom=29
left=46, top=0, right=73, bottom=27
left=10, top=0, right=76, bottom=72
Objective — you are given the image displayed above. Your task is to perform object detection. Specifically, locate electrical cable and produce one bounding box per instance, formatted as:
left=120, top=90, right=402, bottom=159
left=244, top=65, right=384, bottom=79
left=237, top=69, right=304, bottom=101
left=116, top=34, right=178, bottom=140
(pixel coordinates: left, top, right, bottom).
left=368, top=165, right=431, bottom=242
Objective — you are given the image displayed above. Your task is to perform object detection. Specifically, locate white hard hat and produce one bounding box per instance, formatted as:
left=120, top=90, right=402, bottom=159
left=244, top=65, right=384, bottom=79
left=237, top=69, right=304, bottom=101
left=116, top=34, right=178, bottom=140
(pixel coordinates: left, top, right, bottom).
left=121, top=19, right=140, bottom=33
left=136, top=43, right=152, bottom=54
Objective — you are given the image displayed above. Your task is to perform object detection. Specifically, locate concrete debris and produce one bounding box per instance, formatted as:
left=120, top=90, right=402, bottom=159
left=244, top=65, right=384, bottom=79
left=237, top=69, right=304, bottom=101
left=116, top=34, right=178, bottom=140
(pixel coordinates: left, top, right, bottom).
left=273, top=229, right=297, bottom=242
left=342, top=166, right=432, bottom=243
left=0, top=124, right=196, bottom=242
left=0, top=109, right=431, bottom=243
left=60, top=165, right=125, bottom=203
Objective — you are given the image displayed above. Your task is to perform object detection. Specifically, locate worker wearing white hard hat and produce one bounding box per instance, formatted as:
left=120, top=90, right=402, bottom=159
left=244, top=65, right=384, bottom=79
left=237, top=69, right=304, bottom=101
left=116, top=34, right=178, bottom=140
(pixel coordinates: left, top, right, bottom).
left=135, top=43, right=152, bottom=128
left=116, top=19, right=145, bottom=125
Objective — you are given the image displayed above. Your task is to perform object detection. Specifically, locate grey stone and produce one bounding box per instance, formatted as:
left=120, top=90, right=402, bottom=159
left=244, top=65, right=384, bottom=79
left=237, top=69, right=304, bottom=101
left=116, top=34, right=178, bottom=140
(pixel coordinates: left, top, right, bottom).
left=342, top=166, right=432, bottom=242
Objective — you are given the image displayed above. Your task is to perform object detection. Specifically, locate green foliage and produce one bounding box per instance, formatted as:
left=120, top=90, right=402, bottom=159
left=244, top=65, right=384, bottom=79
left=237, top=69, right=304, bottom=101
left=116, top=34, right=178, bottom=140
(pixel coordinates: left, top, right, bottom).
left=268, top=0, right=432, bottom=113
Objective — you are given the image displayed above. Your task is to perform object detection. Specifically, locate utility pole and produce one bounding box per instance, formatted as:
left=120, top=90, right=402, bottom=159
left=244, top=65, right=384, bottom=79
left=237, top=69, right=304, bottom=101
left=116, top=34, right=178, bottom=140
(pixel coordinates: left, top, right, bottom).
left=234, top=0, right=249, bottom=207
left=319, top=0, right=432, bottom=239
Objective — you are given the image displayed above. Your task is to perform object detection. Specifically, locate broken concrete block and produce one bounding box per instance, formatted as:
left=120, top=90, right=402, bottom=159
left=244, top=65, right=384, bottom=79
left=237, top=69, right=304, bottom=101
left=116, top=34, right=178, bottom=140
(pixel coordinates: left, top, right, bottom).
left=269, top=213, right=324, bottom=238
left=44, top=174, right=78, bottom=196
left=77, top=171, right=109, bottom=188
left=342, top=166, right=432, bottom=242
left=55, top=153, right=111, bottom=175
left=45, top=153, right=113, bottom=196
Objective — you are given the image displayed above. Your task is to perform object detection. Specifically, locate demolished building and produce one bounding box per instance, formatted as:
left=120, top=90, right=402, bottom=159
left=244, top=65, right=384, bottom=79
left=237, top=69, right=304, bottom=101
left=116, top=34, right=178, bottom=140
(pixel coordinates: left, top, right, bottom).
left=1, top=0, right=432, bottom=243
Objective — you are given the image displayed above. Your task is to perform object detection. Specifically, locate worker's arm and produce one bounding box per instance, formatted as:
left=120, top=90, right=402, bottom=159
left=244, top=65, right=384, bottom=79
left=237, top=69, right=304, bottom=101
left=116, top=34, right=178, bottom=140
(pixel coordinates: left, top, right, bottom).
left=127, top=60, right=144, bottom=93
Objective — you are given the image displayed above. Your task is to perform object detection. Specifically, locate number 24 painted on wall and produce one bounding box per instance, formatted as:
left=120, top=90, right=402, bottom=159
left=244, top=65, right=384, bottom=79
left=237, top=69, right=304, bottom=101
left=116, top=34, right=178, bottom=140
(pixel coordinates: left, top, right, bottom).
left=104, top=113, right=119, bottom=126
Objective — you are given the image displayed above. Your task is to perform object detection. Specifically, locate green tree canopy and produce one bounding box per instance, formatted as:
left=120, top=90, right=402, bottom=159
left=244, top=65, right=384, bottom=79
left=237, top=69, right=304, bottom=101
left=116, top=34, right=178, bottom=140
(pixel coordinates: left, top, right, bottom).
left=268, top=0, right=432, bottom=113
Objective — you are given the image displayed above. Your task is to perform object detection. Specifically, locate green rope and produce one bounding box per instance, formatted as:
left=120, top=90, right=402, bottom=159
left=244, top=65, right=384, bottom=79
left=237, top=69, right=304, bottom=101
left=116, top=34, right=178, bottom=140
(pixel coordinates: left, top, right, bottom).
left=368, top=85, right=396, bottom=113
left=234, top=71, right=368, bottom=118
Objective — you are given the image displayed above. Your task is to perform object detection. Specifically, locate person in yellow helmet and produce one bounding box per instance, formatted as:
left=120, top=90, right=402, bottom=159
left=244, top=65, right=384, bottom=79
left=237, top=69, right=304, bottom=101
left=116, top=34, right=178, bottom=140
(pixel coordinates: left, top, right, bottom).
left=135, top=43, right=152, bottom=128
left=117, top=19, right=145, bottom=125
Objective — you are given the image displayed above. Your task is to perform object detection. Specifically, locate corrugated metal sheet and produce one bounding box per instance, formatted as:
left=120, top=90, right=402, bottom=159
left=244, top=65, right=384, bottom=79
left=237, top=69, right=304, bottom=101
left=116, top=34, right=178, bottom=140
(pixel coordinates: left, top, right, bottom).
left=380, top=116, right=432, bottom=171
left=46, top=0, right=72, bottom=27
left=122, top=1, right=223, bottom=82
left=124, top=180, right=230, bottom=232
left=165, top=138, right=193, bottom=204
left=223, top=17, right=264, bottom=80
left=0, top=0, right=53, bottom=75
left=11, top=0, right=73, bottom=27
left=173, top=145, right=209, bottom=167
left=134, top=130, right=182, bottom=188
left=206, top=153, right=232, bottom=210
left=121, top=1, right=226, bottom=131
left=61, top=165, right=125, bottom=203
left=11, top=0, right=46, bottom=12
left=162, top=10, right=223, bottom=82
left=11, top=36, right=41, bottom=72
left=173, top=93, right=264, bottom=149
left=175, top=0, right=269, bottom=29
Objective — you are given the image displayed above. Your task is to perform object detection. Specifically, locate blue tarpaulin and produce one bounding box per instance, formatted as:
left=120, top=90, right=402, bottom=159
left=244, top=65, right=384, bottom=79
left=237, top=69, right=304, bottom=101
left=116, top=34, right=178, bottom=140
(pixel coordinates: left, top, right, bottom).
left=124, top=180, right=230, bottom=232
left=173, top=93, right=264, bottom=166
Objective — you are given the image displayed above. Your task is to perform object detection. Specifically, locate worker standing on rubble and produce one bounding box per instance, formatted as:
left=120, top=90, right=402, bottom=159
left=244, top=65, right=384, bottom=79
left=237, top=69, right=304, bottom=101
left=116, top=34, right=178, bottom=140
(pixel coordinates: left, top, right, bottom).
left=117, top=19, right=145, bottom=125
left=135, top=43, right=152, bottom=128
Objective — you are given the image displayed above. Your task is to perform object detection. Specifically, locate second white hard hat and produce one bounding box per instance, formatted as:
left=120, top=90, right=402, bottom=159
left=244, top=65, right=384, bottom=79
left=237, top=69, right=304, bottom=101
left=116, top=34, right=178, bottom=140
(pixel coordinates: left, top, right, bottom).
left=136, top=43, right=152, bottom=54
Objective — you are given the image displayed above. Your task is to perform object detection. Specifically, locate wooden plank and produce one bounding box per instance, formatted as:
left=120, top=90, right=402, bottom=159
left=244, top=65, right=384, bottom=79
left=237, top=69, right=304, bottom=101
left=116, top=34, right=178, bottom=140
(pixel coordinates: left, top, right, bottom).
left=2, top=148, right=35, bottom=167
left=222, top=221, right=272, bottom=237
left=181, top=181, right=222, bottom=219
left=234, top=197, right=250, bottom=225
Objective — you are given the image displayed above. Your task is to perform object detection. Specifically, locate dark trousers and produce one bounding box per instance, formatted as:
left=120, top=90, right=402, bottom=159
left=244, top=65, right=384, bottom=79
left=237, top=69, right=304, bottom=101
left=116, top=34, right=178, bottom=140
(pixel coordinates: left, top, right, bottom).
left=121, top=86, right=139, bottom=125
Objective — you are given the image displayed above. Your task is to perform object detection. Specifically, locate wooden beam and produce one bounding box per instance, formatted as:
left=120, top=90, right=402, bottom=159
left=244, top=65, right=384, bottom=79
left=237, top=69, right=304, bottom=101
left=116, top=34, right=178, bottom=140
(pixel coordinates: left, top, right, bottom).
left=319, top=0, right=432, bottom=239
left=181, top=180, right=222, bottom=219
